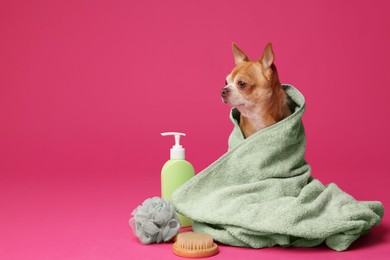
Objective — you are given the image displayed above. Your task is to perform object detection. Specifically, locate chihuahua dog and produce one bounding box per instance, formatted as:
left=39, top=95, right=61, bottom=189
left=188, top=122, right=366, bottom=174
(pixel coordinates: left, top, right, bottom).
left=221, top=43, right=291, bottom=138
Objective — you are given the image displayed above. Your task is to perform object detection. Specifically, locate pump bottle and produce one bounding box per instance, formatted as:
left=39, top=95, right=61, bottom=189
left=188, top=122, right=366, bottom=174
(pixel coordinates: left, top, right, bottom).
left=161, top=132, right=195, bottom=227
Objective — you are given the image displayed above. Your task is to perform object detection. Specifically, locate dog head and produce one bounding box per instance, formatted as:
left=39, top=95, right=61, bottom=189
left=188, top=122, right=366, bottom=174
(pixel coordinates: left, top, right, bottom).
left=221, top=43, right=279, bottom=116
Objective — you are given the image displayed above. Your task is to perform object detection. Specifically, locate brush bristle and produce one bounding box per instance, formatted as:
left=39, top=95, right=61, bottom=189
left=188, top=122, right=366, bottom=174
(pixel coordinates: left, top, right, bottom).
left=176, top=232, right=214, bottom=250
left=172, top=232, right=218, bottom=258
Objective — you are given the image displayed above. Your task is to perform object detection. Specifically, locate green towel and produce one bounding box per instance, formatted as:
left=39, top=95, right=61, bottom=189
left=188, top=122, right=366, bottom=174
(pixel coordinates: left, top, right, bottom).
left=172, top=84, right=384, bottom=251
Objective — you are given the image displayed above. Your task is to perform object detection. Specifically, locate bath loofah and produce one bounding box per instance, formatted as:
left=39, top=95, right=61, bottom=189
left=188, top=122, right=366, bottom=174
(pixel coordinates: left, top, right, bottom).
left=129, top=197, right=180, bottom=244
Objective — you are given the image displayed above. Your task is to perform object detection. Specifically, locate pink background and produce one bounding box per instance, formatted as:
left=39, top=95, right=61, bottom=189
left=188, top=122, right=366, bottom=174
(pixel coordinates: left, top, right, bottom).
left=1, top=0, right=389, bottom=259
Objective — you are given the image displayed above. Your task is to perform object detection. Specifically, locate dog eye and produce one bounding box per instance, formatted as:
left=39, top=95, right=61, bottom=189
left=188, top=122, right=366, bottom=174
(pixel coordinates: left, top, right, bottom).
left=238, top=81, right=246, bottom=88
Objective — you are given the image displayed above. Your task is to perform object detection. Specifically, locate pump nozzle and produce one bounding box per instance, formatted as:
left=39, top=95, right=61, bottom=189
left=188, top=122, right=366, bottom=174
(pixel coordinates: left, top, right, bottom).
left=161, top=132, right=186, bottom=159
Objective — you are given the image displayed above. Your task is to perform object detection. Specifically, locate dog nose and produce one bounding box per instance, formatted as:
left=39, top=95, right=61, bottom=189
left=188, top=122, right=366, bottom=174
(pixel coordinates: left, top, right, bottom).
left=221, top=87, right=230, bottom=97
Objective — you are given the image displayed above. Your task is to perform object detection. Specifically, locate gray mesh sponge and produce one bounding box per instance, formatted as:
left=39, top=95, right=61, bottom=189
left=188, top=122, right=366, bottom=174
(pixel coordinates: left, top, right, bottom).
left=129, top=197, right=180, bottom=244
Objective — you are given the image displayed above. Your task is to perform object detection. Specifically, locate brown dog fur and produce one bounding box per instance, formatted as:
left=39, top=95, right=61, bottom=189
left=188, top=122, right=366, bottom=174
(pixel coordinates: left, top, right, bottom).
left=221, top=43, right=291, bottom=138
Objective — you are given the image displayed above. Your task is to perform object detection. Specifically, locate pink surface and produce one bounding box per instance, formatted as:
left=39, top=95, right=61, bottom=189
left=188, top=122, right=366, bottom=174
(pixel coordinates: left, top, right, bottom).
left=0, top=0, right=389, bottom=259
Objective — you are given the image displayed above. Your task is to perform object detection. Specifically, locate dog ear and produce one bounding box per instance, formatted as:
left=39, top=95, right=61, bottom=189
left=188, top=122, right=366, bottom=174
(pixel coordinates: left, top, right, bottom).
left=232, top=43, right=249, bottom=65
left=259, top=43, right=274, bottom=70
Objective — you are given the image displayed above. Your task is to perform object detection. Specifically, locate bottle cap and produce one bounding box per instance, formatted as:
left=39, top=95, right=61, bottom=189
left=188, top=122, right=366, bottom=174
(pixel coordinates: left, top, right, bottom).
left=161, top=132, right=186, bottom=159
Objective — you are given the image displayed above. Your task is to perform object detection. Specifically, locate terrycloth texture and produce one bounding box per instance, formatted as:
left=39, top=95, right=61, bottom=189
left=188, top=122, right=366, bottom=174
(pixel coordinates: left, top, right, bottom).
left=172, top=84, right=384, bottom=251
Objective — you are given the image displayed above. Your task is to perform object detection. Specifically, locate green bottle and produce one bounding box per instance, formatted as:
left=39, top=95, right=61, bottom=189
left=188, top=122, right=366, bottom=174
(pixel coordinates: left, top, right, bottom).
left=161, top=132, right=195, bottom=227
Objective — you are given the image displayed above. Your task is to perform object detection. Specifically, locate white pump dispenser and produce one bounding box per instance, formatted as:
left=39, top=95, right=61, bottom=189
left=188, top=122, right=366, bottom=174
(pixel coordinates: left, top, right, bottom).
left=161, top=132, right=185, bottom=159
